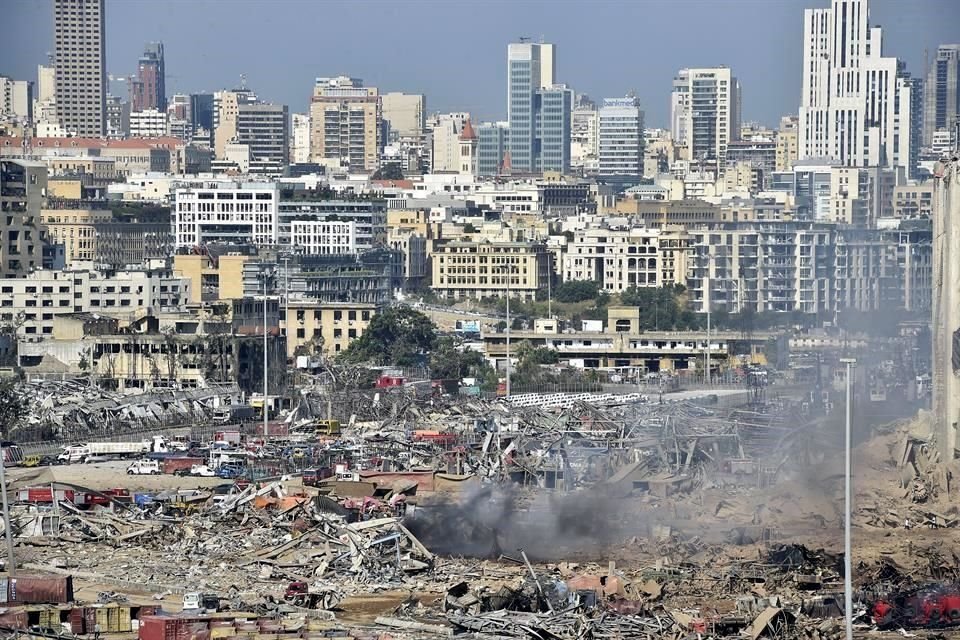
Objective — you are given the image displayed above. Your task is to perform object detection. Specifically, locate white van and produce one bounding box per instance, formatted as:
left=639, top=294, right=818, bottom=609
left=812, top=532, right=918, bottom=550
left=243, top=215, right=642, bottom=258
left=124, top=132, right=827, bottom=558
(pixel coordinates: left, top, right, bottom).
left=126, top=459, right=160, bottom=475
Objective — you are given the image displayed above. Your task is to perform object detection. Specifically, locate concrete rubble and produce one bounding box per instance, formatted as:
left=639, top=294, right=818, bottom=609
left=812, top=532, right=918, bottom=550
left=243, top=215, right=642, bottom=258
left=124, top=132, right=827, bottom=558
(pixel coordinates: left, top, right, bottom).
left=4, top=383, right=960, bottom=639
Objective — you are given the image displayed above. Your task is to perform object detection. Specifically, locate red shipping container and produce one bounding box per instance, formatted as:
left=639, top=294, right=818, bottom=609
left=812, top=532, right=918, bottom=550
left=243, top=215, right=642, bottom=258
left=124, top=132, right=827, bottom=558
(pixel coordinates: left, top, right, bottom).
left=69, top=607, right=85, bottom=634
left=8, top=575, right=74, bottom=604
left=0, top=608, right=28, bottom=629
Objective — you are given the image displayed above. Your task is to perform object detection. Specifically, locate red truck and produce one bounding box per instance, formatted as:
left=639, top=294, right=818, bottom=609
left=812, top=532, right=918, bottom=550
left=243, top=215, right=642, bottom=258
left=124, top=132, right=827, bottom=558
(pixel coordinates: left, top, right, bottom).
left=873, top=587, right=960, bottom=628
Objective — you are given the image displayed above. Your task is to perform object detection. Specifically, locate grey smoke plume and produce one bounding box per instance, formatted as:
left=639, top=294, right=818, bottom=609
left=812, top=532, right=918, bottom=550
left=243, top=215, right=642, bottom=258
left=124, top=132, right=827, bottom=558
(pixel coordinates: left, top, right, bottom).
left=404, top=485, right=626, bottom=561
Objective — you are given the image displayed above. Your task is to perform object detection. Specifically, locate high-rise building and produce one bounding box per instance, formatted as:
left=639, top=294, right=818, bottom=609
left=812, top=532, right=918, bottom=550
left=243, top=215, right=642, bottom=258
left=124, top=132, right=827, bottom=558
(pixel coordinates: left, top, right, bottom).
left=429, top=112, right=470, bottom=173
left=0, top=160, right=47, bottom=277
left=190, top=93, right=215, bottom=133
left=924, top=45, right=960, bottom=147
left=53, top=0, right=106, bottom=137
left=131, top=42, right=166, bottom=112
left=381, top=93, right=425, bottom=139
left=538, top=85, right=573, bottom=174
left=213, top=88, right=256, bottom=158
left=776, top=115, right=799, bottom=171
left=798, top=0, right=916, bottom=175
left=236, top=102, right=289, bottom=173
left=571, top=98, right=598, bottom=174
left=597, top=96, right=645, bottom=178
left=291, top=113, right=311, bottom=164
left=671, top=67, right=741, bottom=168
left=476, top=121, right=510, bottom=177
left=309, top=76, right=381, bottom=173
left=0, top=77, right=33, bottom=124
left=508, top=41, right=570, bottom=174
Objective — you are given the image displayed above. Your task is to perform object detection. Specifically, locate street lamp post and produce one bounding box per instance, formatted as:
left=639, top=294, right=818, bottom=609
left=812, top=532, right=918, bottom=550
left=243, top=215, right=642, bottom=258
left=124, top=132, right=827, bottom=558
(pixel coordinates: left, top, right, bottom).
left=840, top=357, right=857, bottom=640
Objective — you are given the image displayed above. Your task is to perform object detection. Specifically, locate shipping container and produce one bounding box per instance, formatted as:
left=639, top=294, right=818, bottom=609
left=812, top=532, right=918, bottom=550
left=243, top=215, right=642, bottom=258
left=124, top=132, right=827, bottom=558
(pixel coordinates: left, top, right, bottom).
left=69, top=607, right=85, bottom=634
left=0, top=608, right=28, bottom=629
left=119, top=607, right=132, bottom=632
left=106, top=606, right=120, bottom=633
left=95, top=606, right=108, bottom=632
left=7, top=575, right=74, bottom=604
left=84, top=607, right=97, bottom=633
left=163, top=457, right=204, bottom=475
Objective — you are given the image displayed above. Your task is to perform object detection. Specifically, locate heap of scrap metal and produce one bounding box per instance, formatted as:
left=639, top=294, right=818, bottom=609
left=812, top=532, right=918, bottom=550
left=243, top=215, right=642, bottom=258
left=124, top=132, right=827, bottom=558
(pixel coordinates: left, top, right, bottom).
left=14, top=379, right=242, bottom=440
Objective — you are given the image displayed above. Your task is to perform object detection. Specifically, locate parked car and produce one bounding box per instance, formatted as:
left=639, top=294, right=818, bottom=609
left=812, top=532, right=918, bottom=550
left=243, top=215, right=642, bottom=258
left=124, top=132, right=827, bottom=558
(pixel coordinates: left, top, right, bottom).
left=216, top=464, right=244, bottom=479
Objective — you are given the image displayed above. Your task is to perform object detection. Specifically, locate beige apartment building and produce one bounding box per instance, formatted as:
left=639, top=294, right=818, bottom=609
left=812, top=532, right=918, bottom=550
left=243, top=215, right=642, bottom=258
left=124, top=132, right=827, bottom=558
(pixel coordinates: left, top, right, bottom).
left=893, top=184, right=934, bottom=219
left=431, top=239, right=551, bottom=301
left=174, top=253, right=251, bottom=304
left=776, top=116, right=799, bottom=172
left=309, top=77, right=380, bottom=172
left=561, top=226, right=691, bottom=293
left=285, top=300, right=378, bottom=358
left=41, top=207, right=112, bottom=262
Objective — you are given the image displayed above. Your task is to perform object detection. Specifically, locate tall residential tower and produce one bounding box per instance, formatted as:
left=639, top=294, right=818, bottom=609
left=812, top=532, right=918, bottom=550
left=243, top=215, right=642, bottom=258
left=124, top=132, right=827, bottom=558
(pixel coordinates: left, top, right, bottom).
left=53, top=0, right=106, bottom=136
left=924, top=45, right=960, bottom=148
left=131, top=42, right=166, bottom=112
left=798, top=0, right=916, bottom=175
left=671, top=67, right=741, bottom=168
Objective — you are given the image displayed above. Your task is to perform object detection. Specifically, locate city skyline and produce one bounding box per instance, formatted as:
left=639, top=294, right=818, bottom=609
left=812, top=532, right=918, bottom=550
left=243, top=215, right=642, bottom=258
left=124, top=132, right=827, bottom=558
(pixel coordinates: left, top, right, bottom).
left=3, top=0, right=959, bottom=128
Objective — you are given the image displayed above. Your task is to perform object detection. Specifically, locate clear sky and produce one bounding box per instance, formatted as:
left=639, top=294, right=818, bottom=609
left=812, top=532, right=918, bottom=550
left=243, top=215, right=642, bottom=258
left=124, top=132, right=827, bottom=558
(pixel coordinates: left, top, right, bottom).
left=3, top=0, right=959, bottom=128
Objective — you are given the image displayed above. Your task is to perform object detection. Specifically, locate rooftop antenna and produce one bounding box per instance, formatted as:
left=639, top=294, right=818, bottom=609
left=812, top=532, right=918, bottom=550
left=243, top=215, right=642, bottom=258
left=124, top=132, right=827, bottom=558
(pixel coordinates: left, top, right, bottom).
left=240, top=73, right=247, bottom=90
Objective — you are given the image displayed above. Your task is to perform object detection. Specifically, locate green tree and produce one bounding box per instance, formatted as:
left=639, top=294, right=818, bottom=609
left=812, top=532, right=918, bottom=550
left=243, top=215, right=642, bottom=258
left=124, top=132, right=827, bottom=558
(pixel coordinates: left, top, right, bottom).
left=372, top=164, right=404, bottom=180
left=0, top=377, right=28, bottom=439
left=553, top=280, right=600, bottom=303
left=340, top=307, right=437, bottom=367
left=429, top=337, right=496, bottom=393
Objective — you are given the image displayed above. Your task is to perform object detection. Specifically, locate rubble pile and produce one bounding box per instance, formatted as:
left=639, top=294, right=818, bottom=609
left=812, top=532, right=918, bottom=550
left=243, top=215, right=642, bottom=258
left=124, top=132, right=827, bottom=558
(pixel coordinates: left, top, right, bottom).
left=17, top=480, right=432, bottom=608
left=14, top=379, right=242, bottom=441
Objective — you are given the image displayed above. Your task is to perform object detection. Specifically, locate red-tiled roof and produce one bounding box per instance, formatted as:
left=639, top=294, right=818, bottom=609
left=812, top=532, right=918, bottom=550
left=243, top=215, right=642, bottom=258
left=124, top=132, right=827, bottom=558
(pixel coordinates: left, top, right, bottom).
left=459, top=119, right=477, bottom=141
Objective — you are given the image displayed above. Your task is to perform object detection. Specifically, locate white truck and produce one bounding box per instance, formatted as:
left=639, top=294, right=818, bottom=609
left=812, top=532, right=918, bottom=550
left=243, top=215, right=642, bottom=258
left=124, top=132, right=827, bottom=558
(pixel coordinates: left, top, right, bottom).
left=58, top=436, right=170, bottom=464
left=126, top=459, right=161, bottom=475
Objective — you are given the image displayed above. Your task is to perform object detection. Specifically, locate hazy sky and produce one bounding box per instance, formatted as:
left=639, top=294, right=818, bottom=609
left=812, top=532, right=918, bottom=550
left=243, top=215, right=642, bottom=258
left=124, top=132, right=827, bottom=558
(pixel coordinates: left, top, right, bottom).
left=4, top=0, right=959, bottom=128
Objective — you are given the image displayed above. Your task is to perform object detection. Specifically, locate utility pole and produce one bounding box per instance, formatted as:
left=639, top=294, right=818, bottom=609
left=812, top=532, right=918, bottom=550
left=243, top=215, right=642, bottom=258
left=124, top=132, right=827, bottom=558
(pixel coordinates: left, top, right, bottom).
left=840, top=357, right=857, bottom=640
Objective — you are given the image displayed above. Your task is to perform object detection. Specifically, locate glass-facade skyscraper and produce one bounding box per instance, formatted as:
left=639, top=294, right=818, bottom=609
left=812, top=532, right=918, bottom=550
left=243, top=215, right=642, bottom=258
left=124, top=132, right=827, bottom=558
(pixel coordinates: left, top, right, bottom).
left=507, top=41, right=571, bottom=175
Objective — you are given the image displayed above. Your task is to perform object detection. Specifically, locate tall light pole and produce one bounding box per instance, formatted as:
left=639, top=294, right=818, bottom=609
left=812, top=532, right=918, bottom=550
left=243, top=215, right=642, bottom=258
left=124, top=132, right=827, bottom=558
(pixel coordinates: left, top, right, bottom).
left=840, top=357, right=856, bottom=640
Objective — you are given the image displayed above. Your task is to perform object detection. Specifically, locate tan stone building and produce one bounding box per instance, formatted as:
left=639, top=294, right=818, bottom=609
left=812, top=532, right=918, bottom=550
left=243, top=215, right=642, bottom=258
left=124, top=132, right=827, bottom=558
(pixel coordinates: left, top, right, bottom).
left=776, top=116, right=798, bottom=172
left=309, top=77, right=380, bottom=172
left=285, top=300, right=378, bottom=358
left=174, top=253, right=250, bottom=304
left=41, top=206, right=112, bottom=262
left=431, top=238, right=551, bottom=301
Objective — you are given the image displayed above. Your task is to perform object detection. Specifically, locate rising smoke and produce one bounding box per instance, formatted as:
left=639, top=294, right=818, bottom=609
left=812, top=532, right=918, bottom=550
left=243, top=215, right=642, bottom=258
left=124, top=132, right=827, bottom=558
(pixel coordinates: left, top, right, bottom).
left=404, top=484, right=630, bottom=561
